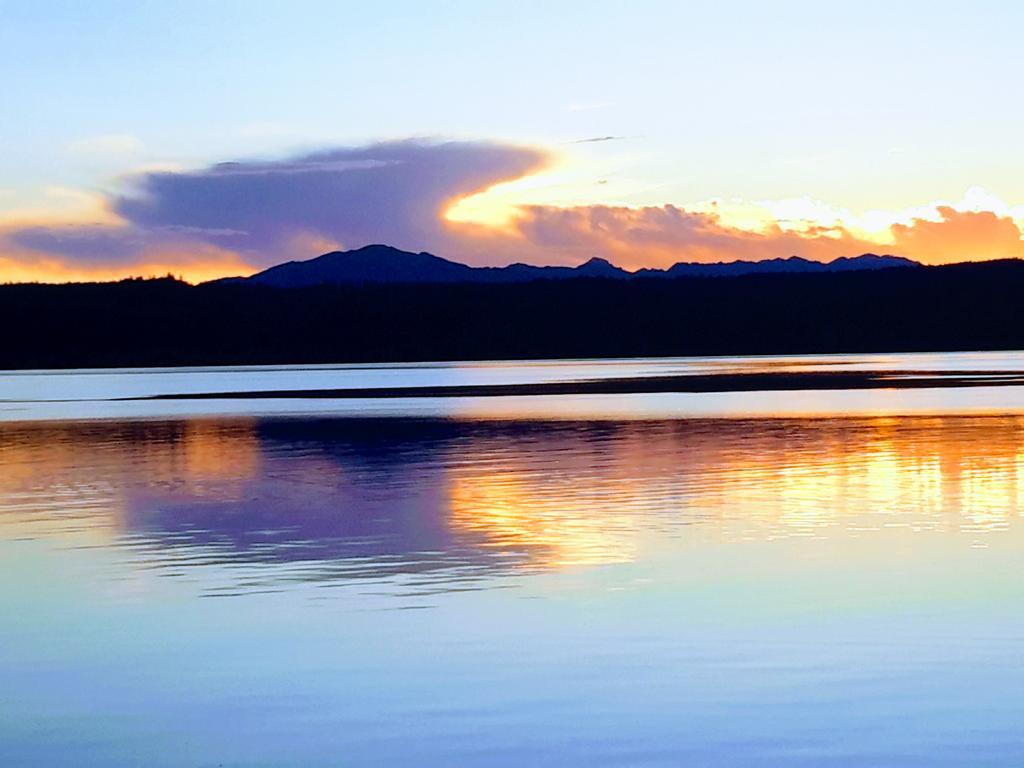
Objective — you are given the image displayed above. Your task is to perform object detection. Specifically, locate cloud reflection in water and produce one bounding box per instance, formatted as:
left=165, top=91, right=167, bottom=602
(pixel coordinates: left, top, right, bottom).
left=1, top=415, right=1023, bottom=596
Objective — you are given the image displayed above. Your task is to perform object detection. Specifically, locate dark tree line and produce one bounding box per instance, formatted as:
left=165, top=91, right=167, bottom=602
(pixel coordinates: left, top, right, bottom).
left=1, top=259, right=1022, bottom=369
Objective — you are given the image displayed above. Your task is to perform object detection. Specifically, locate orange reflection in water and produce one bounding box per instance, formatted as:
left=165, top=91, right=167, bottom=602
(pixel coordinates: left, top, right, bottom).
left=0, top=419, right=261, bottom=542
left=669, top=416, right=1024, bottom=540
left=1, top=415, right=1024, bottom=574
left=445, top=416, right=1024, bottom=568
left=448, top=472, right=639, bottom=568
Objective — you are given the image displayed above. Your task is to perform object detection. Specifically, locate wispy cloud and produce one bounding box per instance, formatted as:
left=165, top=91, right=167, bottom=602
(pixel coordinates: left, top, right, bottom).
left=65, top=133, right=145, bottom=157
left=572, top=136, right=625, bottom=144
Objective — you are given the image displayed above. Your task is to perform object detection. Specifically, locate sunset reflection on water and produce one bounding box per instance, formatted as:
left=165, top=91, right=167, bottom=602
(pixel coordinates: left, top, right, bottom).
left=4, top=409, right=1024, bottom=766
left=2, top=414, right=1023, bottom=581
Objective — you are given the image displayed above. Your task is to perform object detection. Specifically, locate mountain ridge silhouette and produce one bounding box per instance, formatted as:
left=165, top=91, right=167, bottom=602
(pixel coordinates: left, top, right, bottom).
left=211, top=244, right=919, bottom=287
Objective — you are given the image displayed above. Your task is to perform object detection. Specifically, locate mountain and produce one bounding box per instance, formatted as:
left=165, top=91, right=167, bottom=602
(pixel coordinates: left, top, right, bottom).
left=639, top=254, right=919, bottom=278
left=214, top=244, right=919, bottom=287
left=223, top=244, right=476, bottom=287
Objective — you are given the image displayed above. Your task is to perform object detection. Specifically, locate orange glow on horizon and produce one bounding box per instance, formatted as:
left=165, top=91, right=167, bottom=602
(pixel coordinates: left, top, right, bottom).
left=3, top=170, right=1024, bottom=282
left=0, top=252, right=257, bottom=285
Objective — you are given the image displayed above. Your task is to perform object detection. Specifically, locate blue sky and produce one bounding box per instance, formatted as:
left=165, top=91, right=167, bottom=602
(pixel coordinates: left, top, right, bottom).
left=3, top=1, right=1024, bottom=279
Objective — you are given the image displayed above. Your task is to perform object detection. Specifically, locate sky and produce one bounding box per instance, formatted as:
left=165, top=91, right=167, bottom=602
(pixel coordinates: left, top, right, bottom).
left=2, top=0, right=1024, bottom=282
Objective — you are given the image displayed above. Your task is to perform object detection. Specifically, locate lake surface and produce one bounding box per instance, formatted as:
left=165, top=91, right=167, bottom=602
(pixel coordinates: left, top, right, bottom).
left=3, top=352, right=1024, bottom=766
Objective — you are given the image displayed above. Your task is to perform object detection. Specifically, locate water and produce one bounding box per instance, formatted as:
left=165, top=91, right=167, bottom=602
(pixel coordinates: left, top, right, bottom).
left=5, top=350, right=1024, bottom=422
left=2, top=353, right=1024, bottom=765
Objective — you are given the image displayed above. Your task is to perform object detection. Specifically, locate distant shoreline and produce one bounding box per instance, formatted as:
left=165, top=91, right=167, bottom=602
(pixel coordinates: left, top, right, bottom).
left=132, top=369, right=1024, bottom=400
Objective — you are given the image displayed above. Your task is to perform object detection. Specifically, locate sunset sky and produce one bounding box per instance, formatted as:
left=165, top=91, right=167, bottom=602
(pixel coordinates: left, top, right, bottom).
left=3, top=0, right=1024, bottom=282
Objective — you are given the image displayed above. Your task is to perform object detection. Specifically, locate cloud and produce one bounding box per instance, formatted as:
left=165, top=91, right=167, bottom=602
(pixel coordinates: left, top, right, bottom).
left=66, top=133, right=145, bottom=157
left=4, top=137, right=1024, bottom=282
left=491, top=201, right=1024, bottom=269
left=10, top=224, right=154, bottom=262
left=572, top=136, right=625, bottom=144
left=890, top=206, right=1024, bottom=264
left=1, top=139, right=550, bottom=278
left=113, top=139, right=548, bottom=260
left=476, top=203, right=875, bottom=269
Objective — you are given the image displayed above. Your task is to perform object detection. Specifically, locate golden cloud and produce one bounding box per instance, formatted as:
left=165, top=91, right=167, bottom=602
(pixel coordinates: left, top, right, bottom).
left=890, top=206, right=1024, bottom=264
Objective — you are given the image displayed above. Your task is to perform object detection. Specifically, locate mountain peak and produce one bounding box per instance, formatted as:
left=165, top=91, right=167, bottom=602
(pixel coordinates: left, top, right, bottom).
left=575, top=256, right=627, bottom=276
left=826, top=253, right=918, bottom=271
left=239, top=244, right=473, bottom=287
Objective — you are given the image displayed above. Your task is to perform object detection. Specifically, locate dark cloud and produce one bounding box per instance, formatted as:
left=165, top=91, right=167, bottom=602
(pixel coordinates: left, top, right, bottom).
left=4, top=140, right=549, bottom=270
left=10, top=224, right=154, bottom=263
left=114, top=139, right=548, bottom=262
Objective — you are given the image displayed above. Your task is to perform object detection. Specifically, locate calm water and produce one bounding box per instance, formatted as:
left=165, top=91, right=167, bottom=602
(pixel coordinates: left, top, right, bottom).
left=5, top=350, right=1024, bottom=421
left=3, top=353, right=1024, bottom=765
